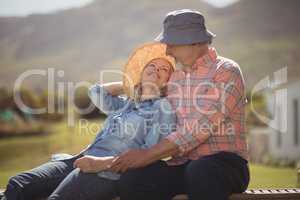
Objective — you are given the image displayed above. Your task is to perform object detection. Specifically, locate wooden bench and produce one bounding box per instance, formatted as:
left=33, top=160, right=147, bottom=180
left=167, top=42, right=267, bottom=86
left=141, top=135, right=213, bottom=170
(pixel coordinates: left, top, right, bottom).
left=173, top=189, right=300, bottom=200
left=1, top=188, right=300, bottom=199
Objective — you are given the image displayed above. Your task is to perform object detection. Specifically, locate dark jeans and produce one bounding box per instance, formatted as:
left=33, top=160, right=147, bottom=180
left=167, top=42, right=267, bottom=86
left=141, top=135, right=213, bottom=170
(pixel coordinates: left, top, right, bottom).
left=4, top=155, right=118, bottom=200
left=119, top=151, right=250, bottom=200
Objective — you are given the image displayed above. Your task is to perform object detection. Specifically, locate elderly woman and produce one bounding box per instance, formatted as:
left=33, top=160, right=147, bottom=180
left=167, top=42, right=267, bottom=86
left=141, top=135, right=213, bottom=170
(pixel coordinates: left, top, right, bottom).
left=2, top=43, right=176, bottom=200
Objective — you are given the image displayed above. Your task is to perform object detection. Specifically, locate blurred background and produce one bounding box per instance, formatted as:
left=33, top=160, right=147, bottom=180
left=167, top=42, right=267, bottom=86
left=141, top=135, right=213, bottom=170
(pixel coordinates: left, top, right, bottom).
left=0, top=0, right=299, bottom=189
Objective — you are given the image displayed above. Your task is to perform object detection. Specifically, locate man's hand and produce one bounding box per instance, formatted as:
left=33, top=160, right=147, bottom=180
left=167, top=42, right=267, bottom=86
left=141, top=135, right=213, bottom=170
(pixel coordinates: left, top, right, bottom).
left=109, top=149, right=151, bottom=173
left=109, top=139, right=180, bottom=173
left=74, top=155, right=114, bottom=173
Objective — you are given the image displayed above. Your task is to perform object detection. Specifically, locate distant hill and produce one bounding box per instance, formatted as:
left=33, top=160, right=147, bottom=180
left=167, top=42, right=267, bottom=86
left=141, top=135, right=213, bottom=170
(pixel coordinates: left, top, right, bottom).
left=0, top=0, right=299, bottom=89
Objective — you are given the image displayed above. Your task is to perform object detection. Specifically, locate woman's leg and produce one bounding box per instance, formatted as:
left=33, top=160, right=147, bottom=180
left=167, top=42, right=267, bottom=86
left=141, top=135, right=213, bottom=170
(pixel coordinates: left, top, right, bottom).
left=47, top=168, right=118, bottom=200
left=4, top=158, right=76, bottom=200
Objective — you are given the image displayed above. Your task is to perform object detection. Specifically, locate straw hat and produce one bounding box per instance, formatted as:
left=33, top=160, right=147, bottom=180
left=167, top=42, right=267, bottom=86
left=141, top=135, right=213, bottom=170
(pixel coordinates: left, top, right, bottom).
left=123, top=42, right=175, bottom=99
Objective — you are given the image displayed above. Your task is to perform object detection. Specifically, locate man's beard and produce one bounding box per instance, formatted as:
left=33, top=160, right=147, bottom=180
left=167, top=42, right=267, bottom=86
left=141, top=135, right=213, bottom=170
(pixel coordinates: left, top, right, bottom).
left=176, top=60, right=193, bottom=73
left=175, top=61, right=184, bottom=69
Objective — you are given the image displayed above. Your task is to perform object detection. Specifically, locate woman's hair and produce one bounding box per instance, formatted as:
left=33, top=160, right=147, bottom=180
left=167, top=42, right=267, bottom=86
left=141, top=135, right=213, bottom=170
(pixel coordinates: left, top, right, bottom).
left=132, top=58, right=174, bottom=102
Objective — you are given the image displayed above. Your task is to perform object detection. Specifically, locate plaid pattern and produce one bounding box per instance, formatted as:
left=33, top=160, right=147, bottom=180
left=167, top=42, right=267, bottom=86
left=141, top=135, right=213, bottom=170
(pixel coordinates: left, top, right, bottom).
left=166, top=47, right=249, bottom=165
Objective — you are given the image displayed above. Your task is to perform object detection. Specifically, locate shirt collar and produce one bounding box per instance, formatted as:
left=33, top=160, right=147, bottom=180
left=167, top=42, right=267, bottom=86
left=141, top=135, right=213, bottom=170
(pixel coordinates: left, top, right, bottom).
left=129, top=97, right=159, bottom=110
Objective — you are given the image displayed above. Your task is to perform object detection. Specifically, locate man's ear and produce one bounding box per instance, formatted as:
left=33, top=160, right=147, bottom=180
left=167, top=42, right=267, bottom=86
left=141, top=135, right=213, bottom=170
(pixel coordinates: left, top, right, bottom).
left=197, top=43, right=209, bottom=55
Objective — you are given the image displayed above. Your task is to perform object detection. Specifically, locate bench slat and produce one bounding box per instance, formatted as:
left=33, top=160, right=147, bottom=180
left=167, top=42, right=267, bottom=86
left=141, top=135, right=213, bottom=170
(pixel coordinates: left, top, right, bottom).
left=229, top=188, right=300, bottom=200
left=175, top=189, right=300, bottom=200
left=2, top=188, right=300, bottom=200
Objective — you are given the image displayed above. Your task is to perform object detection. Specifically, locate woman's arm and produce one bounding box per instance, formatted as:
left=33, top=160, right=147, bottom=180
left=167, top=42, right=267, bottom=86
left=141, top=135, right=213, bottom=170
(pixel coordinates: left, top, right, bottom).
left=101, top=81, right=124, bottom=96
left=88, top=82, right=127, bottom=115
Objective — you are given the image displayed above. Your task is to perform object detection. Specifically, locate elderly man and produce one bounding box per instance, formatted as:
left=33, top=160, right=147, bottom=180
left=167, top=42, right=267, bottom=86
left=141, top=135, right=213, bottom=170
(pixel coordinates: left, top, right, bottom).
left=111, top=9, right=250, bottom=200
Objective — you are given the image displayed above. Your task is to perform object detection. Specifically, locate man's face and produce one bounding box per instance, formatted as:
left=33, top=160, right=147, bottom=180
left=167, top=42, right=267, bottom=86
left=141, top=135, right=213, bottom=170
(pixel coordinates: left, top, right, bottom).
left=166, top=43, right=209, bottom=67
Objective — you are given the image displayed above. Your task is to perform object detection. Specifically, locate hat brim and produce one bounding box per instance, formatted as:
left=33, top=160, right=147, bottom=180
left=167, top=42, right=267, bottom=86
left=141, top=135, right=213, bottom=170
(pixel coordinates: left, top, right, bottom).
left=155, top=29, right=216, bottom=45
left=154, top=32, right=163, bottom=42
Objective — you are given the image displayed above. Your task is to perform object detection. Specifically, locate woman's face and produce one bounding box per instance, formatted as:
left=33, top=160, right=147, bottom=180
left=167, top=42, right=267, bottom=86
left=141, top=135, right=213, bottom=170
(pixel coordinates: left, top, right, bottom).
left=141, top=58, right=173, bottom=88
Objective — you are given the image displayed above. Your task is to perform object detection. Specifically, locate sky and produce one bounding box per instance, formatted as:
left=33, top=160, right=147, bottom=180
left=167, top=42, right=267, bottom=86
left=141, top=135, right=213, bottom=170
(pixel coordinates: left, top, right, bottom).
left=0, top=0, right=239, bottom=17
left=202, top=0, right=239, bottom=8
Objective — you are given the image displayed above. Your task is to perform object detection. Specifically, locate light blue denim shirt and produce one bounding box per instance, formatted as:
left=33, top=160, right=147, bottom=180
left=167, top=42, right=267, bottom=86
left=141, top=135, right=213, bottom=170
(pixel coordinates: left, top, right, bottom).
left=73, top=84, right=176, bottom=180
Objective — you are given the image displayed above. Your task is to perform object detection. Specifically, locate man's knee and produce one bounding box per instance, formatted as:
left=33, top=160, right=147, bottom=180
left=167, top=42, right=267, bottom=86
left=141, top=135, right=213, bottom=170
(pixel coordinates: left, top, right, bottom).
left=184, top=159, right=217, bottom=182
left=184, top=159, right=229, bottom=200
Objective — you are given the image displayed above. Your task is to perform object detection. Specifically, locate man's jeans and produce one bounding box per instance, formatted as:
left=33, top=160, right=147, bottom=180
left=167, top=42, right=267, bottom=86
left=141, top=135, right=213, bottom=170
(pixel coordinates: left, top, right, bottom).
left=4, top=155, right=118, bottom=200
left=119, top=151, right=250, bottom=200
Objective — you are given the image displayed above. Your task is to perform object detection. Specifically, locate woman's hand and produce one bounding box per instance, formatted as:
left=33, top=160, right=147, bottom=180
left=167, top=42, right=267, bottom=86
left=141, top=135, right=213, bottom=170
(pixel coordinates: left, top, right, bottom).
left=74, top=155, right=114, bottom=173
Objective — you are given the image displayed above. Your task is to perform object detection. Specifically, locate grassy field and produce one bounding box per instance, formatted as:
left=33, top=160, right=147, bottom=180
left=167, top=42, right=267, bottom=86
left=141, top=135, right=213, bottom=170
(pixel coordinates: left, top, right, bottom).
left=0, top=119, right=298, bottom=189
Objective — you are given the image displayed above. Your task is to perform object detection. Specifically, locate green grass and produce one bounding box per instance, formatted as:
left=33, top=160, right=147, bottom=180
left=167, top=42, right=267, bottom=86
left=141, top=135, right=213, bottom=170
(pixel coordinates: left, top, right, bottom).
left=0, top=119, right=298, bottom=189
left=249, top=164, right=297, bottom=188
left=0, top=118, right=101, bottom=187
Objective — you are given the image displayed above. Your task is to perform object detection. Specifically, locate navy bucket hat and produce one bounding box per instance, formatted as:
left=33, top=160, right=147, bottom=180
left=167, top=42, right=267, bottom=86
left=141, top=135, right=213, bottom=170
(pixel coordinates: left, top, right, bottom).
left=155, top=9, right=216, bottom=45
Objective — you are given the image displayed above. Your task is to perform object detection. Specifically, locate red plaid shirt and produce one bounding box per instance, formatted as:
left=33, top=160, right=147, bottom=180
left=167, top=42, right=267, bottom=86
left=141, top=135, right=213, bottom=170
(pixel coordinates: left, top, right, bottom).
left=166, top=47, right=249, bottom=165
